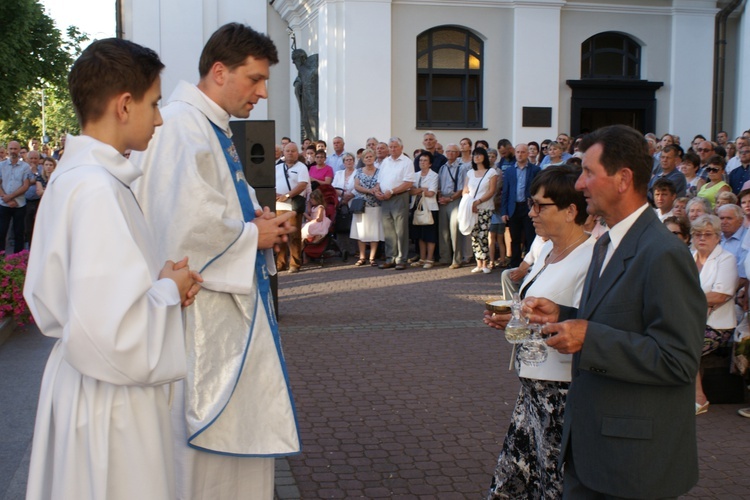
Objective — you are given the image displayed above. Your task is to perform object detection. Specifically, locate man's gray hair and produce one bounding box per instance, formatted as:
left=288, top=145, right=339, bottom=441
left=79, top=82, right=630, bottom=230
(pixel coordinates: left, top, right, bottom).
left=717, top=203, right=743, bottom=219
left=388, top=137, right=403, bottom=147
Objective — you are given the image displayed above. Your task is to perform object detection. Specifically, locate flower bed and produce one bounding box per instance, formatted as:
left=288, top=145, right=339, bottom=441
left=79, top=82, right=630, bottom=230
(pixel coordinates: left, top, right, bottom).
left=0, top=250, right=33, bottom=327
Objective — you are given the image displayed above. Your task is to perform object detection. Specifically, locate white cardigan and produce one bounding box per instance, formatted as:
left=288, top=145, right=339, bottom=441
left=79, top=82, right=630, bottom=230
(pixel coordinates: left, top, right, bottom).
left=695, top=245, right=738, bottom=330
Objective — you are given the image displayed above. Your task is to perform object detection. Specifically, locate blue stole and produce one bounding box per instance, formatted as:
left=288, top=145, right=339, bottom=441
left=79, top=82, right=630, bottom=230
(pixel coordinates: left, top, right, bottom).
left=205, top=122, right=299, bottom=456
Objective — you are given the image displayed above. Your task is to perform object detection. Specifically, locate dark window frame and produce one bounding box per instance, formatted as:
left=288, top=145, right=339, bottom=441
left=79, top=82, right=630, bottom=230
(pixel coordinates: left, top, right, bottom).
left=417, top=26, right=483, bottom=129
left=581, top=32, right=641, bottom=80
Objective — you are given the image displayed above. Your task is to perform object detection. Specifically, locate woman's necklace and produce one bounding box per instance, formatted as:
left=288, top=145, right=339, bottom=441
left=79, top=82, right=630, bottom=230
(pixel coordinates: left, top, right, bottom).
left=519, top=232, right=587, bottom=298
left=548, top=232, right=586, bottom=264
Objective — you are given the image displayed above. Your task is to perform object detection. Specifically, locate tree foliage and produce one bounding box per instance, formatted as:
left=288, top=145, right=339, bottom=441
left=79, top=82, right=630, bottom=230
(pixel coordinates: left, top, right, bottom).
left=0, top=0, right=88, bottom=143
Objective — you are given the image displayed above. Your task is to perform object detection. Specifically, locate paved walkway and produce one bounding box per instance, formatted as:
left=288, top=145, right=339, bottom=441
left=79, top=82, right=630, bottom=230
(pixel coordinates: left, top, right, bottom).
left=276, top=260, right=750, bottom=499
left=1, top=259, right=748, bottom=499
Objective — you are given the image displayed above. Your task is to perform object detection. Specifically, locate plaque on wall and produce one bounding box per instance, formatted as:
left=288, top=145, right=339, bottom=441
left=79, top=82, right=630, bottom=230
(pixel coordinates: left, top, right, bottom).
left=522, top=107, right=552, bottom=128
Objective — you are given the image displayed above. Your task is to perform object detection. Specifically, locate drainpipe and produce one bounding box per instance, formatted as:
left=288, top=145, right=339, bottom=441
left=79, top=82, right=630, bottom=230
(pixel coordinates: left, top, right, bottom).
left=115, top=0, right=123, bottom=39
left=712, top=0, right=743, bottom=137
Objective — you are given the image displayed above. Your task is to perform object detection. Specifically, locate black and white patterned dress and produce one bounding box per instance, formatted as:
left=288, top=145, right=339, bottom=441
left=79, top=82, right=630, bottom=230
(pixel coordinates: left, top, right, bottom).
left=487, top=236, right=595, bottom=500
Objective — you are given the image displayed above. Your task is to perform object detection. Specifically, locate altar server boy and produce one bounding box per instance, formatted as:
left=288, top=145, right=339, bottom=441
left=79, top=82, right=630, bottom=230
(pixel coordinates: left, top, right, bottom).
left=24, top=38, right=201, bottom=500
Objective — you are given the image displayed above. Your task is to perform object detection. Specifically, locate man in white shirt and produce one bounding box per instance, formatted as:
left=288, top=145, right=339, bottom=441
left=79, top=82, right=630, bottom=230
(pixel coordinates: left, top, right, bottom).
left=374, top=137, right=413, bottom=270
left=652, top=178, right=677, bottom=221
left=275, top=142, right=310, bottom=273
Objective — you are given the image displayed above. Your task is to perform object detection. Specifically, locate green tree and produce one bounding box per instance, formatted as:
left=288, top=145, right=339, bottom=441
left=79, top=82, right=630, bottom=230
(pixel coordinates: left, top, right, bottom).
left=0, top=1, right=88, bottom=144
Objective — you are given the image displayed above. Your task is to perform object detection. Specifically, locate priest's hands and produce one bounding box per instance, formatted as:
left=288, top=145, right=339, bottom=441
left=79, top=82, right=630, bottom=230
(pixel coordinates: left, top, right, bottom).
left=253, top=207, right=295, bottom=251
left=161, top=257, right=203, bottom=307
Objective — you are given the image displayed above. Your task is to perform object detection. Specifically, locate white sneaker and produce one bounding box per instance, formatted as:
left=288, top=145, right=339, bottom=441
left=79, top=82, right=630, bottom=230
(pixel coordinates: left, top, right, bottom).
left=738, top=408, right=750, bottom=418
left=471, top=267, right=482, bottom=273
left=482, top=267, right=491, bottom=274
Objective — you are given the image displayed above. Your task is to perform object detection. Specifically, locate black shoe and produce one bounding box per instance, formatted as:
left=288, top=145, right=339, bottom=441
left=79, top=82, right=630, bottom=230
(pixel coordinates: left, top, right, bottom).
left=394, top=264, right=406, bottom=270
left=379, top=262, right=395, bottom=269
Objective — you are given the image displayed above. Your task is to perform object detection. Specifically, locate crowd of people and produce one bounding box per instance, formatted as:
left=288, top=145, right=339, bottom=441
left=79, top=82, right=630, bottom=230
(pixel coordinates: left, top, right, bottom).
left=0, top=139, right=62, bottom=254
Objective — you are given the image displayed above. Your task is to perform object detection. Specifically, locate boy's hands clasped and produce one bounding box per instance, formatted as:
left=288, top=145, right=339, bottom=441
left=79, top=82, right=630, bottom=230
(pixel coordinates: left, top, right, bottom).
left=160, top=257, right=203, bottom=308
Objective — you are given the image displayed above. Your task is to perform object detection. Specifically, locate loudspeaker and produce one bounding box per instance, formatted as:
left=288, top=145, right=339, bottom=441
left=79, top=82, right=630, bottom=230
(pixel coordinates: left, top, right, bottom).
left=229, top=120, right=276, bottom=188
left=228, top=120, right=279, bottom=315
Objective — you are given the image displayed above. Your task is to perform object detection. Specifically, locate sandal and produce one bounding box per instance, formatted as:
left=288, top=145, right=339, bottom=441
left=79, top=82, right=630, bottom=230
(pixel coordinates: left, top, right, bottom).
left=696, top=401, right=710, bottom=415
left=354, top=259, right=366, bottom=266
left=370, top=260, right=378, bottom=266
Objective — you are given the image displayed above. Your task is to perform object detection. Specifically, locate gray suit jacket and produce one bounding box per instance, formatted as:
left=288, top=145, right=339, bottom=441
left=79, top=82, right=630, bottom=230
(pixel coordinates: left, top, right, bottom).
left=559, top=208, right=705, bottom=498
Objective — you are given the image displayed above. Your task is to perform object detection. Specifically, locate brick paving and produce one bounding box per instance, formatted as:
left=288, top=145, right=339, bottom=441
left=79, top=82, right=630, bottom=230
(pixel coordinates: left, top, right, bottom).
left=276, top=259, right=750, bottom=499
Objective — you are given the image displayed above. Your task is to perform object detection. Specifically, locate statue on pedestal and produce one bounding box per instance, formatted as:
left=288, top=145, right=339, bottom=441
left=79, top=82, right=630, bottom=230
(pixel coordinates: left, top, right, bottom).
left=292, top=48, right=319, bottom=141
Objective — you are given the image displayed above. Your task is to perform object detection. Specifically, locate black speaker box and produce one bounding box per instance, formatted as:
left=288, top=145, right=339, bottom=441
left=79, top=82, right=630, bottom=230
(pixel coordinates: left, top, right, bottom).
left=228, top=120, right=279, bottom=315
left=229, top=120, right=276, bottom=188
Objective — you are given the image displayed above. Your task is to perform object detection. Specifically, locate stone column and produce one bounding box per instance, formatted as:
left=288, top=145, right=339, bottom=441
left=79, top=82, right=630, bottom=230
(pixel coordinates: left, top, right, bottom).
left=668, top=0, right=717, bottom=140
left=511, top=1, right=564, bottom=144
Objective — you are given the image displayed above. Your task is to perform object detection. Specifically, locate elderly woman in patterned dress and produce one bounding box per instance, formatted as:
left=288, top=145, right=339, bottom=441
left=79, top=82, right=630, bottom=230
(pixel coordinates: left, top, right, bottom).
left=351, top=148, right=384, bottom=265
left=483, top=165, right=594, bottom=499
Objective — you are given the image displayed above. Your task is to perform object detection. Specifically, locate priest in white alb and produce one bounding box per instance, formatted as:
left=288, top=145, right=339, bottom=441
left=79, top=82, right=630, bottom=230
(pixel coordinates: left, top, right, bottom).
left=130, top=24, right=300, bottom=499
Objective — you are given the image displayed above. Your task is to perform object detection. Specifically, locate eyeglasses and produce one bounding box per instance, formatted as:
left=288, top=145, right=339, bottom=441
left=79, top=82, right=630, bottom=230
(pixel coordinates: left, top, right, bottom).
left=697, top=148, right=713, bottom=153
left=740, top=150, right=750, bottom=155
left=692, top=231, right=717, bottom=239
left=706, top=167, right=722, bottom=173
left=527, top=198, right=557, bottom=212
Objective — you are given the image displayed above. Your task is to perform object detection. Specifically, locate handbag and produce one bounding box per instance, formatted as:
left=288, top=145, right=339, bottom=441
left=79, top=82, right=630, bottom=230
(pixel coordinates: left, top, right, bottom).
left=458, top=195, right=477, bottom=235
left=412, top=196, right=433, bottom=225
left=335, top=202, right=353, bottom=233
left=350, top=197, right=366, bottom=214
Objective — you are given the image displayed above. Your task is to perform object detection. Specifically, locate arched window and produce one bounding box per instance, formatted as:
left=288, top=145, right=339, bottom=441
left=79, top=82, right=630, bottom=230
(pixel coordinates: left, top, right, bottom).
left=581, top=32, right=641, bottom=79
left=417, top=26, right=483, bottom=128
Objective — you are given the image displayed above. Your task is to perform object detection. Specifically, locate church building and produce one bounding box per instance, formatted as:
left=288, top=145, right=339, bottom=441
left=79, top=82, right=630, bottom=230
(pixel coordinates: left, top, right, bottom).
left=120, top=0, right=749, bottom=149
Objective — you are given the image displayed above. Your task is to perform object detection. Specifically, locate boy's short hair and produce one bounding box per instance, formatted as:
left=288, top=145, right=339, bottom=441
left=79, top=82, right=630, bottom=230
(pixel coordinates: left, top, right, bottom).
left=652, top=178, right=676, bottom=195
left=198, top=23, right=279, bottom=77
left=68, top=38, right=164, bottom=127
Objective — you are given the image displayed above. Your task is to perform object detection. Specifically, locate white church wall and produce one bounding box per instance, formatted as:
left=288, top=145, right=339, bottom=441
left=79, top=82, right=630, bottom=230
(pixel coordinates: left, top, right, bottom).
left=122, top=0, right=271, bottom=118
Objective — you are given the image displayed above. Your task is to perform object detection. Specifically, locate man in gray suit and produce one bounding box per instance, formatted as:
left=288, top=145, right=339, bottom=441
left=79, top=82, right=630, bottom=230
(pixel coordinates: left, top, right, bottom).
left=526, top=125, right=705, bottom=498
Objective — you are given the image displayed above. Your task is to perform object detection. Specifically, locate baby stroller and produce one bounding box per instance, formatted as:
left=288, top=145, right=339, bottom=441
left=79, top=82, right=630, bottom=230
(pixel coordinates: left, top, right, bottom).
left=302, top=183, right=342, bottom=266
